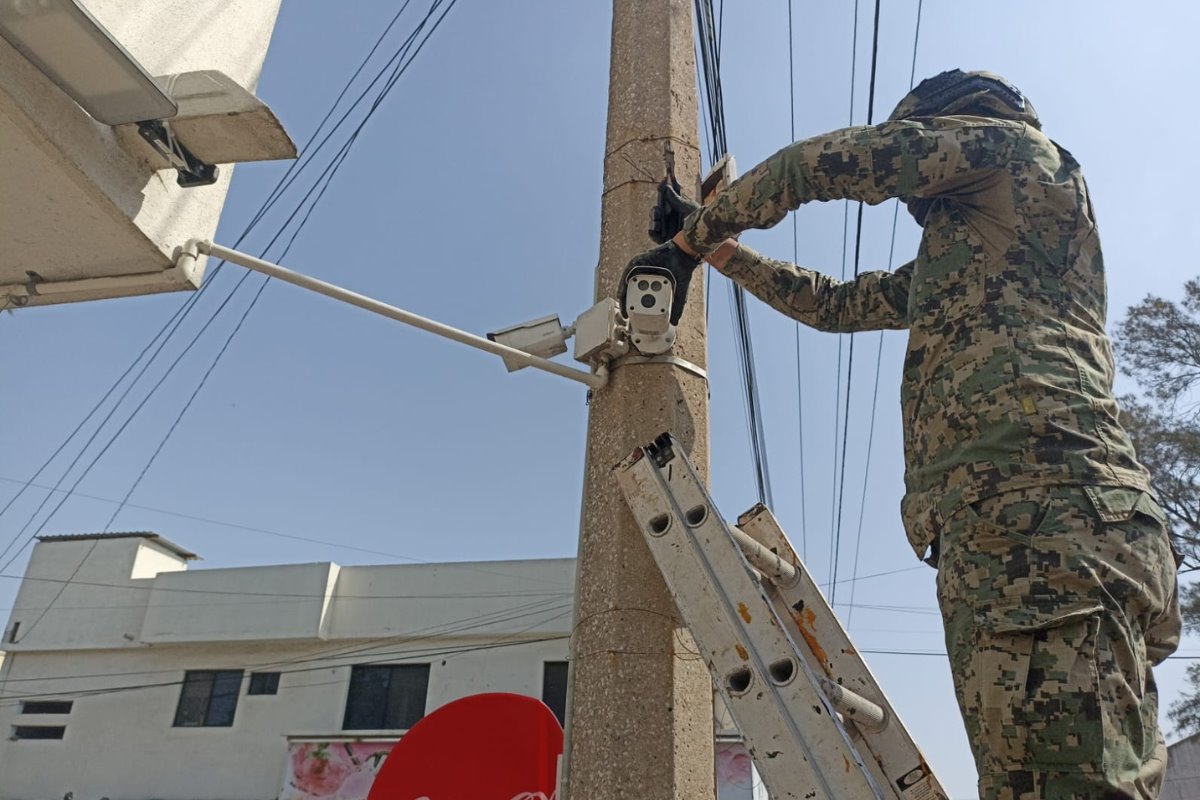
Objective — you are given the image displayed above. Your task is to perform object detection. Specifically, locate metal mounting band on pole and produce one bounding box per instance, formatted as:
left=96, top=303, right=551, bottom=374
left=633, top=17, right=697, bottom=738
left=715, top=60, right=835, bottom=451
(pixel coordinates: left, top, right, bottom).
left=182, top=240, right=607, bottom=390
left=610, top=354, right=708, bottom=382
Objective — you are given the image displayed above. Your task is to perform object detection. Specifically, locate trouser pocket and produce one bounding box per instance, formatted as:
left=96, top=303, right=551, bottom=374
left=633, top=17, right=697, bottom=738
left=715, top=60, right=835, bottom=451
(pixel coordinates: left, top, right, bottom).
left=970, top=605, right=1105, bottom=774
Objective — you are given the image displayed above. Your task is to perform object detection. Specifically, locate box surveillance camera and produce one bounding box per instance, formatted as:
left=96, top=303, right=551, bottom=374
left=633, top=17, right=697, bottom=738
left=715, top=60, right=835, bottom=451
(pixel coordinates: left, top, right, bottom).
left=486, top=315, right=568, bottom=372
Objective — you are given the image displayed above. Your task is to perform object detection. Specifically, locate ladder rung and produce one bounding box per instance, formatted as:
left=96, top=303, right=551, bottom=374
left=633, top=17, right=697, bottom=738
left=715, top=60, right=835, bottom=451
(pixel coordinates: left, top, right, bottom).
left=819, top=677, right=886, bottom=733
left=731, top=526, right=800, bottom=587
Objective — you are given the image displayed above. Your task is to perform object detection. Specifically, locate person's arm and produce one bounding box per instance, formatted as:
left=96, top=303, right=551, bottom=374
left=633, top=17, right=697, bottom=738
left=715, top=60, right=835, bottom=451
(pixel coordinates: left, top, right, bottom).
left=676, top=118, right=1024, bottom=256
left=707, top=241, right=912, bottom=332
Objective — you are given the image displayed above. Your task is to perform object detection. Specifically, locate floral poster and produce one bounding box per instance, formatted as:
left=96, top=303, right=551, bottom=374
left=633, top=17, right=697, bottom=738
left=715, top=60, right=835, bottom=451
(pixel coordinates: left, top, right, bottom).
left=281, top=741, right=395, bottom=800
left=716, top=741, right=764, bottom=800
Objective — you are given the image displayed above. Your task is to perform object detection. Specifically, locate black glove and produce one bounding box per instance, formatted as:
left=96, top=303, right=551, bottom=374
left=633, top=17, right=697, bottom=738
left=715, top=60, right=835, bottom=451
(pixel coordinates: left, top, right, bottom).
left=621, top=241, right=702, bottom=325
left=649, top=181, right=702, bottom=244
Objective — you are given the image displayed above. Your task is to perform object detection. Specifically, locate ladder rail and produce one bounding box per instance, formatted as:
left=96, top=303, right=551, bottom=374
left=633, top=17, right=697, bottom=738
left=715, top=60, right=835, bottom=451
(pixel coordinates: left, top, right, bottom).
left=636, top=446, right=881, bottom=800
left=615, top=433, right=949, bottom=800
left=737, top=505, right=945, bottom=799
left=617, top=439, right=886, bottom=800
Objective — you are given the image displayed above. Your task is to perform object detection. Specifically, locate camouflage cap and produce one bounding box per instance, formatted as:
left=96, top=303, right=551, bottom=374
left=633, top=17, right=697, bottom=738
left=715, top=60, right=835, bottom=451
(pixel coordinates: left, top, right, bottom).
left=888, top=69, right=1041, bottom=129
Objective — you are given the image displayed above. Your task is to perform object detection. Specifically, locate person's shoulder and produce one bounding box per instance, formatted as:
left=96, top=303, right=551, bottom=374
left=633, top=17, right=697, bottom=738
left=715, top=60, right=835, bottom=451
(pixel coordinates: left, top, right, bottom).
left=881, top=115, right=1029, bottom=135
left=882, top=117, right=1036, bottom=166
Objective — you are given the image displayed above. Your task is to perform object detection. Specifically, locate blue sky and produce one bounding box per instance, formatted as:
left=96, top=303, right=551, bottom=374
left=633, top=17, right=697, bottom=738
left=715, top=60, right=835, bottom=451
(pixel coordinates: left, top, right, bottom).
left=5, top=2, right=1200, bottom=797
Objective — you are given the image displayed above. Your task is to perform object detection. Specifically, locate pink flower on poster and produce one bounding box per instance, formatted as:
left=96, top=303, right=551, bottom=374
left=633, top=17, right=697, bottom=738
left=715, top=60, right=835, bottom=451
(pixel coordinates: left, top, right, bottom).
left=715, top=741, right=756, bottom=799
left=281, top=741, right=394, bottom=800
left=291, top=744, right=353, bottom=796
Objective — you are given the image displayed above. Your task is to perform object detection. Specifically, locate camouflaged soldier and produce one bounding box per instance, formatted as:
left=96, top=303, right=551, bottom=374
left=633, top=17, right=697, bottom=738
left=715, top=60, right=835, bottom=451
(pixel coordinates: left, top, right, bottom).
left=626, top=69, right=1183, bottom=799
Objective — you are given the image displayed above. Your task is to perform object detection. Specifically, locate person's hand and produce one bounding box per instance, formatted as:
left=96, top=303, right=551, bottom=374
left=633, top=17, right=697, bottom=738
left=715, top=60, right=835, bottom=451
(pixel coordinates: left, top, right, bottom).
left=649, top=182, right=702, bottom=244
left=621, top=241, right=702, bottom=325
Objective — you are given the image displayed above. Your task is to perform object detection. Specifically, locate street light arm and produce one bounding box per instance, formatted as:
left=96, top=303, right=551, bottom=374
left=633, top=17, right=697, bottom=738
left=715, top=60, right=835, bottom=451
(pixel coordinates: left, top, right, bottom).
left=178, top=240, right=608, bottom=390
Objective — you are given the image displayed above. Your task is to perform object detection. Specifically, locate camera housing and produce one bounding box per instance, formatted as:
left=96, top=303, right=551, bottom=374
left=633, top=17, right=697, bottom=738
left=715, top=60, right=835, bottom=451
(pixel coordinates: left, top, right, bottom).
left=624, top=268, right=676, bottom=355
left=485, top=314, right=568, bottom=372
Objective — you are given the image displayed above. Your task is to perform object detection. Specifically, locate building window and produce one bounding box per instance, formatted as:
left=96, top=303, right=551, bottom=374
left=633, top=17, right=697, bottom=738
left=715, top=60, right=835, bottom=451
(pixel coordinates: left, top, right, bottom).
left=248, top=672, right=281, bottom=695
left=343, top=664, right=430, bottom=731
left=542, top=661, right=568, bottom=726
left=173, top=670, right=244, bottom=727
left=20, top=700, right=73, bottom=715
left=12, top=725, right=65, bottom=740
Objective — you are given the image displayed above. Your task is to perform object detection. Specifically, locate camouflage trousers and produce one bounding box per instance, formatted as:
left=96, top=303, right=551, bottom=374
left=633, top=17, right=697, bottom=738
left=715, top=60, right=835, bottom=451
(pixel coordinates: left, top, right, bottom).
left=935, top=484, right=1181, bottom=800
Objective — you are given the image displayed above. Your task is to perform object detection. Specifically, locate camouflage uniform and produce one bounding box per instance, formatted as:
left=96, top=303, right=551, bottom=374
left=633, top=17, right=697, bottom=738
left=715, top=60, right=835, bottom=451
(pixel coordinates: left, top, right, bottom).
left=676, top=116, right=1181, bottom=798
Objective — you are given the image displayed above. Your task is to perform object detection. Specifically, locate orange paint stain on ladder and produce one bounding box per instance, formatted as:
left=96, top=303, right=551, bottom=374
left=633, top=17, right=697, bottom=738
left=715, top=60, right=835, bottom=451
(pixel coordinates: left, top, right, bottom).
left=737, top=602, right=752, bottom=624
left=790, top=606, right=833, bottom=677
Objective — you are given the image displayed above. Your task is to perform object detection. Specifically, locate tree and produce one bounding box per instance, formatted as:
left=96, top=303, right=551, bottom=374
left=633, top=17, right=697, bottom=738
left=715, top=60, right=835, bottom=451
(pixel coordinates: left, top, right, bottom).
left=1167, top=583, right=1200, bottom=736
left=1115, top=279, right=1200, bottom=736
left=1117, top=397, right=1200, bottom=568
left=1115, top=279, right=1200, bottom=570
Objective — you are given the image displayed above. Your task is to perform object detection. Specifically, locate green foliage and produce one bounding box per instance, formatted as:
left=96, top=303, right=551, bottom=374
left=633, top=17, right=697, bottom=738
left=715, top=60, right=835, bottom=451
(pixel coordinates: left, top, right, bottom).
left=1117, top=280, right=1200, bottom=418
left=1116, top=281, right=1200, bottom=736
left=1117, top=397, right=1200, bottom=568
left=1167, top=584, right=1200, bottom=736
left=1115, top=283, right=1200, bottom=568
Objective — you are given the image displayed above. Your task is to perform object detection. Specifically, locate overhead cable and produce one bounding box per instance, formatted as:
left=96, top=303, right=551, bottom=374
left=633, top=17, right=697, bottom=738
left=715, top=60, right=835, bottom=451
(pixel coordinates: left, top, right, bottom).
left=827, top=0, right=861, bottom=593
left=102, top=0, right=460, bottom=531
left=0, top=628, right=570, bottom=705
left=0, top=1, right=430, bottom=540
left=829, top=0, right=881, bottom=608
left=0, top=0, right=459, bottom=570
left=2, top=597, right=572, bottom=686
left=694, top=0, right=774, bottom=509
left=847, top=0, right=923, bottom=627
left=785, top=0, right=808, bottom=558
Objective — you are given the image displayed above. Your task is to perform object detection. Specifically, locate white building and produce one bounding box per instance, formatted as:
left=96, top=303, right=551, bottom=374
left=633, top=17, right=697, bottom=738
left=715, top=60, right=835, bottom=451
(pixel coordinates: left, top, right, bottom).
left=1163, top=730, right=1200, bottom=800
left=0, top=533, right=575, bottom=800
left=0, top=533, right=762, bottom=800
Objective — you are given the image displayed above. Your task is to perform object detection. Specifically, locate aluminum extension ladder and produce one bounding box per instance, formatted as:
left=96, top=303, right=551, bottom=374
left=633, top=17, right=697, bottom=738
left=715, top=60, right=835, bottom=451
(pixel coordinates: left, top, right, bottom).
left=614, top=433, right=949, bottom=800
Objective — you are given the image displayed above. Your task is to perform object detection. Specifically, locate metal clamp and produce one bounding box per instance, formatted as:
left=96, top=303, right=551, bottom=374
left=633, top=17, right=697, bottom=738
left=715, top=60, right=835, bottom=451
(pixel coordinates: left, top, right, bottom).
left=609, top=354, right=708, bottom=382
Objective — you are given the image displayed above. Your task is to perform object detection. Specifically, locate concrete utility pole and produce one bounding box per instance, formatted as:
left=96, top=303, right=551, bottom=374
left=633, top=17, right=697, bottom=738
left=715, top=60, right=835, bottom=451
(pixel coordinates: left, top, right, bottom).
left=564, top=0, right=714, bottom=798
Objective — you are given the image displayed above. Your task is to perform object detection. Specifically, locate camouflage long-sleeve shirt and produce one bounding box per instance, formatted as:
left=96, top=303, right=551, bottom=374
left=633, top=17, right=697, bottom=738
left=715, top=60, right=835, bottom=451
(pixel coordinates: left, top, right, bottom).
left=680, top=117, right=1152, bottom=559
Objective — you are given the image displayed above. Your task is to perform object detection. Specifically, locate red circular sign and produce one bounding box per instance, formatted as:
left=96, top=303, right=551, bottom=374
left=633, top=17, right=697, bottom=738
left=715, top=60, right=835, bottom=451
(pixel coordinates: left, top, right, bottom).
left=368, top=693, right=563, bottom=800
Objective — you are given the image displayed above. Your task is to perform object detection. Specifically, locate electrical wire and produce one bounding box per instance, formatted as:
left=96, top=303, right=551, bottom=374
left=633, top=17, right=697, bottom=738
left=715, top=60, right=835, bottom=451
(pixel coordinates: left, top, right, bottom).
left=20, top=598, right=1199, bottom=706
left=785, top=0, right=808, bottom=560
left=0, top=629, right=571, bottom=706
left=103, top=0, right=459, bottom=531
left=0, top=0, right=459, bottom=572
left=238, top=0, right=419, bottom=237
left=0, top=559, right=924, bottom=626
left=693, top=0, right=774, bottom=509
left=846, top=0, right=923, bottom=627
left=0, top=301, right=192, bottom=524
left=8, top=600, right=574, bottom=694
left=0, top=560, right=924, bottom=612
left=0, top=572, right=571, bottom=601
left=829, top=0, right=881, bottom=608
left=1, top=597, right=573, bottom=686
left=827, top=0, right=860, bottom=593
left=0, top=0, right=423, bottom=536
left=98, top=4, right=444, bottom=530
left=0, top=3, right=429, bottom=539
left=0, top=300, right=204, bottom=566
left=0, top=558, right=919, bottom=616
left=0, top=477, right=571, bottom=587
left=11, top=541, right=99, bottom=642
left=0, top=274, right=265, bottom=574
